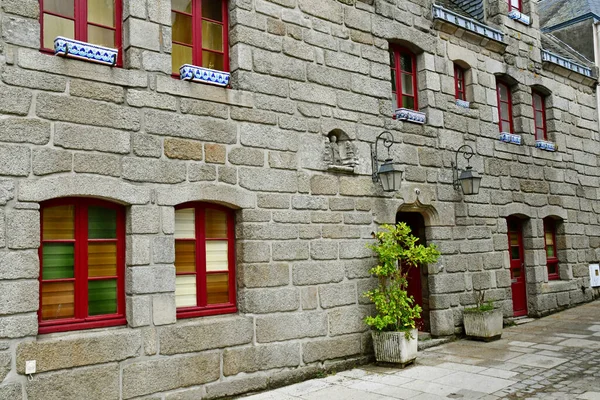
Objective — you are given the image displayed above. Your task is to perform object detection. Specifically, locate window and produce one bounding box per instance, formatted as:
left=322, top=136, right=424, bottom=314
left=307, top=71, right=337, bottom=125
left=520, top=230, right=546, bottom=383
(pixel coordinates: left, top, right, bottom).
left=390, top=46, right=418, bottom=110
left=40, top=0, right=123, bottom=65
left=544, top=219, right=559, bottom=280
left=454, top=64, right=466, bottom=101
left=507, top=0, right=522, bottom=12
left=532, top=91, right=547, bottom=141
left=174, top=203, right=236, bottom=318
left=39, top=198, right=125, bottom=333
left=496, top=80, right=514, bottom=133
left=171, top=0, right=229, bottom=75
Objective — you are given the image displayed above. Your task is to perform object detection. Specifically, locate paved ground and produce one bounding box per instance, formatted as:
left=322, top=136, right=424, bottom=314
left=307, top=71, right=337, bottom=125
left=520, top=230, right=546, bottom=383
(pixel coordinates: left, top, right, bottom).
left=242, top=300, right=600, bottom=399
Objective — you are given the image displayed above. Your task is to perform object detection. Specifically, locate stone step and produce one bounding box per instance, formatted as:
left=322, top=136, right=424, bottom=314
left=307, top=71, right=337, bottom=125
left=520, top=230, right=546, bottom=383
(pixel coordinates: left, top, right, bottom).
left=417, top=332, right=454, bottom=351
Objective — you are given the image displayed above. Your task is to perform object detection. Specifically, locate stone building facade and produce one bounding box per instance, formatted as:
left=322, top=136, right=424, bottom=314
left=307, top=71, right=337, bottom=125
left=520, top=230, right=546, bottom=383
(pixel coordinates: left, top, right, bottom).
left=0, top=0, right=599, bottom=398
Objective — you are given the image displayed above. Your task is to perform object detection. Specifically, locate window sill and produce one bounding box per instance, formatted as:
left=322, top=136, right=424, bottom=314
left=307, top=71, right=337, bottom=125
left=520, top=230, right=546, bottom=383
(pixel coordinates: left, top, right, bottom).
left=393, top=108, right=426, bottom=125
left=455, top=99, right=470, bottom=108
left=179, top=64, right=230, bottom=87
left=535, top=140, right=557, bottom=152
left=499, top=132, right=522, bottom=145
left=176, top=304, right=237, bottom=320
left=38, top=317, right=127, bottom=335
left=508, top=10, right=531, bottom=26
left=54, top=36, right=118, bottom=67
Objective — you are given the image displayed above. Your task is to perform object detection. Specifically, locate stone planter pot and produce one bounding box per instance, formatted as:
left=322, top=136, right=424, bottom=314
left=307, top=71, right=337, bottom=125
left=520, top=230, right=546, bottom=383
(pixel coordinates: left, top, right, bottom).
left=463, top=309, right=503, bottom=341
left=371, top=329, right=418, bottom=366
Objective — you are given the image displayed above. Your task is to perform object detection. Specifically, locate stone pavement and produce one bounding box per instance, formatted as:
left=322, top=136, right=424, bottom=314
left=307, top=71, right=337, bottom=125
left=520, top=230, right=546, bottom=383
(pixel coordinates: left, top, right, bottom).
left=240, top=300, right=600, bottom=399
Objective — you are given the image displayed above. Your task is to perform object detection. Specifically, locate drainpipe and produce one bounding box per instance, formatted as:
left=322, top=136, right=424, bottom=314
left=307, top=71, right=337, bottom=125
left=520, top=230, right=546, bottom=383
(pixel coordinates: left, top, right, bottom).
left=594, top=20, right=600, bottom=139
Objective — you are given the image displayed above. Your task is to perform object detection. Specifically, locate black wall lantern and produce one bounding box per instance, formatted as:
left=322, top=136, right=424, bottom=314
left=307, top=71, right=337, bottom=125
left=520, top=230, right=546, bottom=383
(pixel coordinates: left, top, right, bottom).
left=371, top=131, right=403, bottom=192
left=452, top=145, right=482, bottom=195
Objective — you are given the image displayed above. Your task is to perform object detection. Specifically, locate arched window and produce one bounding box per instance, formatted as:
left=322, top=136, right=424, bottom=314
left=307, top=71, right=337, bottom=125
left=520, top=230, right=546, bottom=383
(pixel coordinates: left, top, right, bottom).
left=543, top=218, right=559, bottom=280
left=171, top=0, right=230, bottom=75
left=454, top=64, right=466, bottom=101
left=532, top=91, right=548, bottom=141
left=39, top=198, right=126, bottom=333
left=496, top=80, right=514, bottom=133
left=40, top=0, right=123, bottom=66
left=390, top=46, right=418, bottom=110
left=174, top=203, right=236, bottom=318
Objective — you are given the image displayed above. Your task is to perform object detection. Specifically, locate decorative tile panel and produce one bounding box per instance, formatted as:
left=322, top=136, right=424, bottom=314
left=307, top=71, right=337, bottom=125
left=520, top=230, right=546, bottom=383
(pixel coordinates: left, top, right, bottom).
left=455, top=99, right=470, bottom=108
left=179, top=64, right=230, bottom=87
left=499, top=132, right=522, bottom=145
left=508, top=10, right=531, bottom=25
left=432, top=4, right=505, bottom=43
left=541, top=50, right=593, bottom=77
left=394, top=108, right=426, bottom=125
left=54, top=37, right=118, bottom=66
left=535, top=140, right=556, bottom=152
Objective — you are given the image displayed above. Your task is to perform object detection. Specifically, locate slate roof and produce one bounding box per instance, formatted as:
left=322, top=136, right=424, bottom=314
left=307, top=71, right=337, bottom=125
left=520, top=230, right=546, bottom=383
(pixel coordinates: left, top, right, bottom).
left=436, top=0, right=485, bottom=21
left=539, top=0, right=600, bottom=30
left=540, top=32, right=595, bottom=69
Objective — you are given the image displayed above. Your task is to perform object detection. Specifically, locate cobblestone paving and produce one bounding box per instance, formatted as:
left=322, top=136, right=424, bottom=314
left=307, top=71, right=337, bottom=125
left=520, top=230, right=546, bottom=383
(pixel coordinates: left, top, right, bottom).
left=241, top=300, right=600, bottom=399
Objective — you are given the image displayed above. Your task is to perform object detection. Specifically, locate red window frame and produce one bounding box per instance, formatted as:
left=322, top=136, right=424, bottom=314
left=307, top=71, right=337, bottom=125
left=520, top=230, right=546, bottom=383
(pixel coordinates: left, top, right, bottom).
left=175, top=202, right=236, bottom=319
left=496, top=80, right=514, bottom=133
left=39, top=0, right=123, bottom=67
left=171, top=0, right=230, bottom=76
left=544, top=219, right=559, bottom=281
left=454, top=64, right=466, bottom=101
left=390, top=46, right=418, bottom=111
left=532, top=91, right=547, bottom=141
left=39, top=198, right=126, bottom=334
left=507, top=0, right=522, bottom=12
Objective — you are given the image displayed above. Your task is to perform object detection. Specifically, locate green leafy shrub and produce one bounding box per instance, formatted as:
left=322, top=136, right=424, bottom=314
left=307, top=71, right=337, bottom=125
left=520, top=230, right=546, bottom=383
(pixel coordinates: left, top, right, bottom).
left=363, top=223, right=440, bottom=333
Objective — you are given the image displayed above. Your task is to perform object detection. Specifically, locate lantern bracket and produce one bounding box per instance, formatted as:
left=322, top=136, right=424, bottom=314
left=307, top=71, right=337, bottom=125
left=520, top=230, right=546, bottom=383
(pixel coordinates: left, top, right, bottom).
left=371, top=131, right=394, bottom=183
left=452, top=144, right=475, bottom=190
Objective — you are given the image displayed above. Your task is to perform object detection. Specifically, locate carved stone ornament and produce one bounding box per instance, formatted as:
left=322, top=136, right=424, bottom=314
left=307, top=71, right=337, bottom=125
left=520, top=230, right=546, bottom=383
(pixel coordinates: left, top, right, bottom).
left=323, top=131, right=358, bottom=173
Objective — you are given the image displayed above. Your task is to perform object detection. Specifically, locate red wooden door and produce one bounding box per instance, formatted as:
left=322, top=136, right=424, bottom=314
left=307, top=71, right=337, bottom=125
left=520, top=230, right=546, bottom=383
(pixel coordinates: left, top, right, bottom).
left=397, top=213, right=426, bottom=330
left=507, top=218, right=527, bottom=316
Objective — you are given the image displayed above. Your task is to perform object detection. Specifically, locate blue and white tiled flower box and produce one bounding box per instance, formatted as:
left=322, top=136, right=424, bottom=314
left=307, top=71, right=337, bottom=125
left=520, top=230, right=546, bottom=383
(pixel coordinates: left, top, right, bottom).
left=54, top=36, right=118, bottom=66
left=455, top=99, right=470, bottom=108
left=179, top=64, right=230, bottom=87
left=535, top=140, right=556, bottom=152
left=393, top=108, right=426, bottom=124
left=499, top=132, right=522, bottom=145
left=508, top=10, right=531, bottom=25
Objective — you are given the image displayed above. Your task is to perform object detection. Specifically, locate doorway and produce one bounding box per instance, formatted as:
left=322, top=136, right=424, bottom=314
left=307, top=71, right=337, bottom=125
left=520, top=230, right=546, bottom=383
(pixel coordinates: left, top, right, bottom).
left=396, top=212, right=430, bottom=331
left=507, top=217, right=528, bottom=316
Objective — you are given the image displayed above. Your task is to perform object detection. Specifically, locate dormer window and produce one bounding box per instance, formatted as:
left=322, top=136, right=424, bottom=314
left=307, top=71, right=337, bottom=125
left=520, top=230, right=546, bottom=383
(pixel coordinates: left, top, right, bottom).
left=507, top=0, right=522, bottom=12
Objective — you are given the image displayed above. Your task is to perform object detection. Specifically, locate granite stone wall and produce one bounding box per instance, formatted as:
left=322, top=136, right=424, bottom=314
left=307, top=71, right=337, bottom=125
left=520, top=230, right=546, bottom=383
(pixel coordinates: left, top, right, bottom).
left=0, top=0, right=599, bottom=398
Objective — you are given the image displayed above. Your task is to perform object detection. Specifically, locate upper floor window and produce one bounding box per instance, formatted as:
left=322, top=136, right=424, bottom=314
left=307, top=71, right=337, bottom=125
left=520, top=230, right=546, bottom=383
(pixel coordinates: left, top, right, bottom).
left=496, top=80, right=514, bottom=133
left=174, top=203, right=236, bottom=318
left=544, top=218, right=559, bottom=280
left=532, top=91, right=547, bottom=141
left=454, top=64, right=466, bottom=101
left=40, top=0, right=123, bottom=65
left=39, top=198, right=126, bottom=334
left=507, top=0, right=522, bottom=12
left=390, top=46, right=418, bottom=111
left=171, top=0, right=229, bottom=75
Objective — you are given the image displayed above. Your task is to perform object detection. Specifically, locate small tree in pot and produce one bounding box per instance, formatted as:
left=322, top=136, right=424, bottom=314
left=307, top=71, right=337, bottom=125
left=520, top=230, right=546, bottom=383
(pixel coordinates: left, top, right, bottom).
left=463, top=290, right=503, bottom=341
left=364, top=223, right=440, bottom=365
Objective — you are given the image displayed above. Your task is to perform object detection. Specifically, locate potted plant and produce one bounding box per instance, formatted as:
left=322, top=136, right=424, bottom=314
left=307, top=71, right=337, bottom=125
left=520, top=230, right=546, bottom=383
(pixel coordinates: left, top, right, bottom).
left=363, top=223, right=440, bottom=365
left=463, top=290, right=503, bottom=341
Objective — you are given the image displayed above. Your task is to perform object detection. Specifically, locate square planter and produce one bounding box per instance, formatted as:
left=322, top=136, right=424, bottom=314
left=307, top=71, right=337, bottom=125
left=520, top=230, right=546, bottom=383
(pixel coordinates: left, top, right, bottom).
left=371, top=329, right=418, bottom=366
left=54, top=36, right=118, bottom=66
left=463, top=309, right=503, bottom=341
left=179, top=64, right=230, bottom=87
